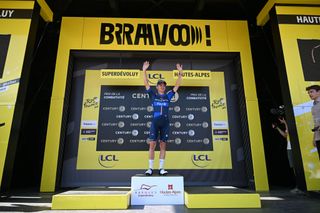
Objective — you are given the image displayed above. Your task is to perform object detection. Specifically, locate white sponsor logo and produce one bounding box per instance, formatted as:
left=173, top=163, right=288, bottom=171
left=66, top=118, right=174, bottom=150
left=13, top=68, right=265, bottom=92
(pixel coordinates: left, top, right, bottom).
left=0, top=86, right=8, bottom=92
left=119, top=105, right=126, bottom=112
left=118, top=121, right=125, bottom=128
left=212, top=121, right=228, bottom=128
left=132, top=129, right=139, bottom=136
left=293, top=101, right=313, bottom=116
left=175, top=138, right=181, bottom=145
left=188, top=130, right=195, bottom=136
left=81, top=120, right=97, bottom=128
left=132, top=113, right=139, bottom=120
left=188, top=114, right=194, bottom=120
left=202, top=122, right=209, bottom=128
left=147, top=106, right=153, bottom=112
left=174, top=106, right=180, bottom=112
left=203, top=138, right=210, bottom=144
left=117, top=138, right=124, bottom=145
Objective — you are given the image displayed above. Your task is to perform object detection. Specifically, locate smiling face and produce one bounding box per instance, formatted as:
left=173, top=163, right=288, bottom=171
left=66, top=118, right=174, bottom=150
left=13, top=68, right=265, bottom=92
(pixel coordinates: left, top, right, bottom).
left=308, top=89, right=320, bottom=100
left=156, top=83, right=166, bottom=94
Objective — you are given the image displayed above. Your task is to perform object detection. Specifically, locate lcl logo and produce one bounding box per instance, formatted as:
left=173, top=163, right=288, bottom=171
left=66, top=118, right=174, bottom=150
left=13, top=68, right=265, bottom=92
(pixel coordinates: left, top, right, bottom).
left=100, top=155, right=119, bottom=161
left=148, top=73, right=164, bottom=85
left=148, top=73, right=164, bottom=79
left=98, top=154, right=119, bottom=168
left=193, top=154, right=211, bottom=161
left=191, top=154, right=212, bottom=168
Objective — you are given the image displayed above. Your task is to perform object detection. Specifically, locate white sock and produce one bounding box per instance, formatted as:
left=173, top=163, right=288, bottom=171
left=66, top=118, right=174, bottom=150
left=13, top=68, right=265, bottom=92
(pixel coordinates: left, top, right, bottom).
left=159, top=159, right=165, bottom=169
left=149, top=160, right=154, bottom=169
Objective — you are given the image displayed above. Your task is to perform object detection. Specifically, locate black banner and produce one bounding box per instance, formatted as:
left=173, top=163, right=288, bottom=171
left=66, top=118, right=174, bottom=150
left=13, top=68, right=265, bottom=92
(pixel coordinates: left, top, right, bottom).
left=0, top=9, right=33, bottom=19
left=97, top=86, right=213, bottom=151
left=297, top=39, right=320, bottom=81
left=278, top=14, right=320, bottom=25
left=0, top=35, right=10, bottom=78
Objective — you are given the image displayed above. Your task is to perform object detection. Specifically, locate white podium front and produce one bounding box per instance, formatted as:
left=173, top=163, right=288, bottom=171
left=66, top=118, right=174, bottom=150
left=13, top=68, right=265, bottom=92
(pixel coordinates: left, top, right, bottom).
left=131, top=174, right=184, bottom=205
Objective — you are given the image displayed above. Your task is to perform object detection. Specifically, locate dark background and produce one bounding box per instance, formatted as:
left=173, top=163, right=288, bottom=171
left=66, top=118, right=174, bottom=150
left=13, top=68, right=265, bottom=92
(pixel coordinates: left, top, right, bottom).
left=297, top=39, right=320, bottom=81
left=59, top=51, right=249, bottom=187
left=7, top=0, right=295, bottom=191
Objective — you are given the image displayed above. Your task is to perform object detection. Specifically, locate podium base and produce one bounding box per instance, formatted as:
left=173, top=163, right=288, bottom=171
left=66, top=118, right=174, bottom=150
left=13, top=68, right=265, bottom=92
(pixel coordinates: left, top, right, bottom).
left=51, top=180, right=260, bottom=209
left=185, top=187, right=261, bottom=208
left=131, top=174, right=184, bottom=205
left=51, top=187, right=130, bottom=210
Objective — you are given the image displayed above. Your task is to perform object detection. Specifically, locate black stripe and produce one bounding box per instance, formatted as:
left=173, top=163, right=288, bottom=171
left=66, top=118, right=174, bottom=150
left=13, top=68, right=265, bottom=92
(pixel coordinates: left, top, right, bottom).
left=270, top=7, right=307, bottom=191
left=0, top=9, right=33, bottom=19
left=278, top=14, right=320, bottom=25
left=0, top=35, right=10, bottom=78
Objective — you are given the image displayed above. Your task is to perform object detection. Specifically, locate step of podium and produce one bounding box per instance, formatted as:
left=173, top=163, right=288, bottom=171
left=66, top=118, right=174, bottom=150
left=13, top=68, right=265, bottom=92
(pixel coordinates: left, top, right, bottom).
left=51, top=183, right=260, bottom=209
left=51, top=187, right=130, bottom=210
left=184, top=186, right=261, bottom=208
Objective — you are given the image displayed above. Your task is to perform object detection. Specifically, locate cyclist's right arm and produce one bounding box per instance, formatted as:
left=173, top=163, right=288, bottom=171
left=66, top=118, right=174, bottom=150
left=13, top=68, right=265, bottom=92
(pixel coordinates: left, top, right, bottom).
left=142, top=61, right=150, bottom=90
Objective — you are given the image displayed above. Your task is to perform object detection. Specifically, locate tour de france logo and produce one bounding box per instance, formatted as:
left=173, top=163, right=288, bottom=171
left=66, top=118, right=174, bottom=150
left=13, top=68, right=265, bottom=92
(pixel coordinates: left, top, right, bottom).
left=211, top=98, right=226, bottom=109
left=83, top=97, right=99, bottom=108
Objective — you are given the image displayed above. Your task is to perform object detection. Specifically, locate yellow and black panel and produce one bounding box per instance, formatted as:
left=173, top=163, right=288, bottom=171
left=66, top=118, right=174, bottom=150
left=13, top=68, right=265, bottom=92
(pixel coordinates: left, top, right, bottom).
left=0, top=1, right=41, bottom=189
left=41, top=18, right=268, bottom=192
left=269, top=5, right=320, bottom=191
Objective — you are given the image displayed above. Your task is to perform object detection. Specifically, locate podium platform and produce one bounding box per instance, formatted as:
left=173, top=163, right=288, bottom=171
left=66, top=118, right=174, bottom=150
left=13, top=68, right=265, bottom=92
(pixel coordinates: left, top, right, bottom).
left=131, top=174, right=184, bottom=205
left=51, top=187, right=130, bottom=210
left=51, top=177, right=261, bottom=209
left=185, top=186, right=261, bottom=208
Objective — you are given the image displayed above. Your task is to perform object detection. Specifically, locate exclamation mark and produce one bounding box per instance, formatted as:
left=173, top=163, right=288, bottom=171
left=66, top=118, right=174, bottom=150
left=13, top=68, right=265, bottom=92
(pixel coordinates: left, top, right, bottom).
left=205, top=25, right=211, bottom=46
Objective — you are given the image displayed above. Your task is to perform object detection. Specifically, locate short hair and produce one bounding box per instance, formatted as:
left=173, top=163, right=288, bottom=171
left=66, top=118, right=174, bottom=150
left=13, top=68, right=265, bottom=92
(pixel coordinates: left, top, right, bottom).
left=306, top=85, right=320, bottom=91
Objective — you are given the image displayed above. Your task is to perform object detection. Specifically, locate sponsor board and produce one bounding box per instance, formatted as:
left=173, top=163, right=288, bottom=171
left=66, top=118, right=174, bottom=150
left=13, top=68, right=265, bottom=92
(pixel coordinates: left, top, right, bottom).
left=76, top=70, right=231, bottom=169
left=131, top=176, right=184, bottom=205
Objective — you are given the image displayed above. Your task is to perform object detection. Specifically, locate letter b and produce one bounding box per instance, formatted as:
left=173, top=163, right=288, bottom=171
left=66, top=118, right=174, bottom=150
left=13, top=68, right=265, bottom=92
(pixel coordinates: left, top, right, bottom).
left=100, top=23, right=114, bottom=44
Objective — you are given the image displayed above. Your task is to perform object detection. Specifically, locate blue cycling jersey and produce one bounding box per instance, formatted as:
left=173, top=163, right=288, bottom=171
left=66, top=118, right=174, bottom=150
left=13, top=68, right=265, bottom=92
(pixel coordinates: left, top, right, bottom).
left=146, top=88, right=175, bottom=118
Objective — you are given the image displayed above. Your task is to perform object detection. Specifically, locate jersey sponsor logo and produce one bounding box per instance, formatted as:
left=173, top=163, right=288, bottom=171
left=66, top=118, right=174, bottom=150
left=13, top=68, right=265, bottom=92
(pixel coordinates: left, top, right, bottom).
left=153, top=101, right=169, bottom=107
